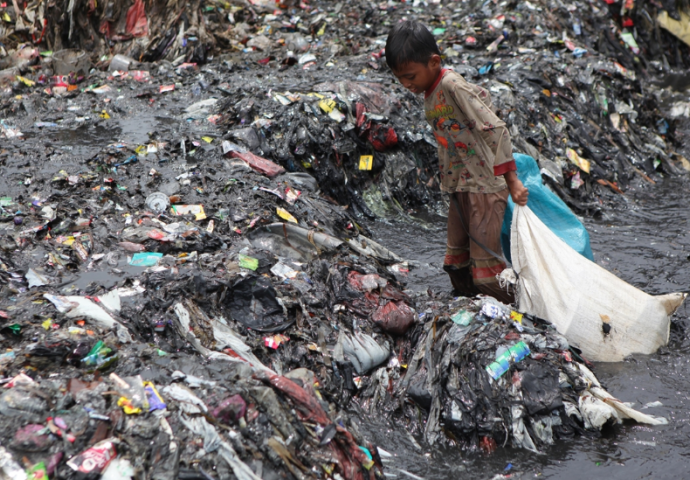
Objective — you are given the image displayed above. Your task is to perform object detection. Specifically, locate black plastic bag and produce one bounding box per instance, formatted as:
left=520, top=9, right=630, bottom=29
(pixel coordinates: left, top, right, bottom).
left=227, top=276, right=292, bottom=332
left=521, top=363, right=564, bottom=416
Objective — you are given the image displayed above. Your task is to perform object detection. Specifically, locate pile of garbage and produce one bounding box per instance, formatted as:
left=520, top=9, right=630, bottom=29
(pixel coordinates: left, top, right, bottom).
left=390, top=294, right=668, bottom=452
left=0, top=0, right=687, bottom=477
left=0, top=213, right=669, bottom=479
left=0, top=0, right=214, bottom=64
left=0, top=225, right=418, bottom=479
left=0, top=0, right=689, bottom=219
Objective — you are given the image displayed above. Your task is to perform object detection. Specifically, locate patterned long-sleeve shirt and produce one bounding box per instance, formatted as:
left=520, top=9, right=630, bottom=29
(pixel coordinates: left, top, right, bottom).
left=424, top=69, right=516, bottom=193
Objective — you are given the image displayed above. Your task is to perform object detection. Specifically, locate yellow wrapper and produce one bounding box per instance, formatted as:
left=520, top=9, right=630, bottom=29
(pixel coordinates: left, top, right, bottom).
left=566, top=148, right=591, bottom=173
left=318, top=98, right=336, bottom=113
left=276, top=207, right=298, bottom=224
left=359, top=155, right=373, bottom=170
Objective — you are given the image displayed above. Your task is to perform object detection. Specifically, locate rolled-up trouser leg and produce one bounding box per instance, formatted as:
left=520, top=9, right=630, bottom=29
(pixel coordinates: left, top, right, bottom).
left=444, top=193, right=480, bottom=297
left=443, top=249, right=479, bottom=296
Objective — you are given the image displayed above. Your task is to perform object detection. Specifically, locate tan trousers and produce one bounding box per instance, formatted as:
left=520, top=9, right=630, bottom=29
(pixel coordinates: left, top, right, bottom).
left=444, top=189, right=514, bottom=304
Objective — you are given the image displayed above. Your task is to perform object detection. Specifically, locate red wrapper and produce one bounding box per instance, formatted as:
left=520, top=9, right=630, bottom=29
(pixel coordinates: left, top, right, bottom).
left=67, top=438, right=117, bottom=474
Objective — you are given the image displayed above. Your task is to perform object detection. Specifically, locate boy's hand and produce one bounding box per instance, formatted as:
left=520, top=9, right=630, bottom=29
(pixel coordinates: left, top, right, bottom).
left=504, top=171, right=529, bottom=206
left=509, top=180, right=529, bottom=206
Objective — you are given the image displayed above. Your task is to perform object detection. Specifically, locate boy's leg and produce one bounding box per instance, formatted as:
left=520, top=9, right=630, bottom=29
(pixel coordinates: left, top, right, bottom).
left=467, top=190, right=514, bottom=304
left=444, top=192, right=480, bottom=296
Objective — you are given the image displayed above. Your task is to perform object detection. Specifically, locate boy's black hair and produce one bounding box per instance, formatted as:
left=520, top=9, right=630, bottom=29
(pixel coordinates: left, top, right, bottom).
left=385, top=20, right=441, bottom=71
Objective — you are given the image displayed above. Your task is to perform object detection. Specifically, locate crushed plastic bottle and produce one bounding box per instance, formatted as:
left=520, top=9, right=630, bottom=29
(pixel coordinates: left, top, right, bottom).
left=485, top=341, right=531, bottom=380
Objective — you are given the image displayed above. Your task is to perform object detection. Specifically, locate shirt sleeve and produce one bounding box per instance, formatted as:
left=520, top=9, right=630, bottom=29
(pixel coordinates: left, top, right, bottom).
left=446, top=82, right=515, bottom=176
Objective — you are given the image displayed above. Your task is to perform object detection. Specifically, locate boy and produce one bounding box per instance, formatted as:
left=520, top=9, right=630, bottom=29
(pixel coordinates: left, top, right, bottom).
left=385, top=21, right=528, bottom=304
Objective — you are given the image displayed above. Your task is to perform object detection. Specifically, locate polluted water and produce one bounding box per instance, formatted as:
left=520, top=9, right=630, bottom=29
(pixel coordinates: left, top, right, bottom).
left=0, top=0, right=690, bottom=479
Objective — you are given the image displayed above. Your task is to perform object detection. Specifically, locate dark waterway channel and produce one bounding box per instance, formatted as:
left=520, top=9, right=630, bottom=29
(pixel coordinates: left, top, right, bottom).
left=365, top=175, right=690, bottom=480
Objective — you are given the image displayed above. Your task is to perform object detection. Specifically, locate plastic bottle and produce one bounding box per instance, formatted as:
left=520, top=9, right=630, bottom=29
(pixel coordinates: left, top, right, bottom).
left=286, top=33, right=310, bottom=52
left=485, top=341, right=531, bottom=380
left=109, top=54, right=135, bottom=72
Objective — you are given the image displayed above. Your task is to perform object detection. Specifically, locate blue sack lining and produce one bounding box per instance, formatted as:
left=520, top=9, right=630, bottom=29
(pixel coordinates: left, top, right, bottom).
left=501, top=153, right=594, bottom=264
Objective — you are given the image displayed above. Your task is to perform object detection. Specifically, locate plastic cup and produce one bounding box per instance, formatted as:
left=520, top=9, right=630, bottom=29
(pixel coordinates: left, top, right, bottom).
left=145, top=192, right=170, bottom=213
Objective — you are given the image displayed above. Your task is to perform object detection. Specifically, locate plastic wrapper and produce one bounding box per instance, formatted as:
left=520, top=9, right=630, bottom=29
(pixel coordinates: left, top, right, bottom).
left=229, top=151, right=285, bottom=177
left=372, top=301, right=415, bottom=335
left=66, top=438, right=118, bottom=475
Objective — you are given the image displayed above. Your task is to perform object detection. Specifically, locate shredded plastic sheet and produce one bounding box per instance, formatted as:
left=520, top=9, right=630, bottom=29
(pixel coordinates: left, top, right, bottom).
left=225, top=276, right=292, bottom=332
left=0, top=444, right=26, bottom=480
left=179, top=416, right=261, bottom=480
left=171, top=302, right=274, bottom=372
left=44, top=294, right=120, bottom=329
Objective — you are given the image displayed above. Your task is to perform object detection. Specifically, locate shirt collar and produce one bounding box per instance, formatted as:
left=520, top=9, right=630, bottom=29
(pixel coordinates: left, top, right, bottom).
left=425, top=68, right=447, bottom=98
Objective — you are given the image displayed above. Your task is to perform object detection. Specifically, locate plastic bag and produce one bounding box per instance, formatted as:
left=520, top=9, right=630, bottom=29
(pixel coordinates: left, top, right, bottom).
left=372, top=301, right=415, bottom=335
left=226, top=276, right=291, bottom=332
left=657, top=10, right=690, bottom=48
left=511, top=206, right=687, bottom=362
left=125, top=0, right=148, bottom=37
left=229, top=151, right=285, bottom=177
left=213, top=395, right=247, bottom=425
left=502, top=153, right=593, bottom=263
left=336, top=333, right=390, bottom=374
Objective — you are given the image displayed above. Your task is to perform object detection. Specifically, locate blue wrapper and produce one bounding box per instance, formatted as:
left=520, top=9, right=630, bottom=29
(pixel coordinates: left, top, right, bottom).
left=144, top=382, right=166, bottom=411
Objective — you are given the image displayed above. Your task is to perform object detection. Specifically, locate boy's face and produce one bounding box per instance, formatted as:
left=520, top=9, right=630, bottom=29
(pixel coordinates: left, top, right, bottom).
left=392, top=55, right=441, bottom=95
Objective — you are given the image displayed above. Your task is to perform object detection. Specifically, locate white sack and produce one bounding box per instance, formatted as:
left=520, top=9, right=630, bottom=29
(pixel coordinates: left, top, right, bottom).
left=511, top=206, right=687, bottom=362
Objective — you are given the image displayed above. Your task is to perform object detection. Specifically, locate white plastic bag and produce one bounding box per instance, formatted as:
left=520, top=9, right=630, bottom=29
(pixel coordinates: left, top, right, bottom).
left=511, top=206, right=687, bottom=362
left=44, top=294, right=120, bottom=329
